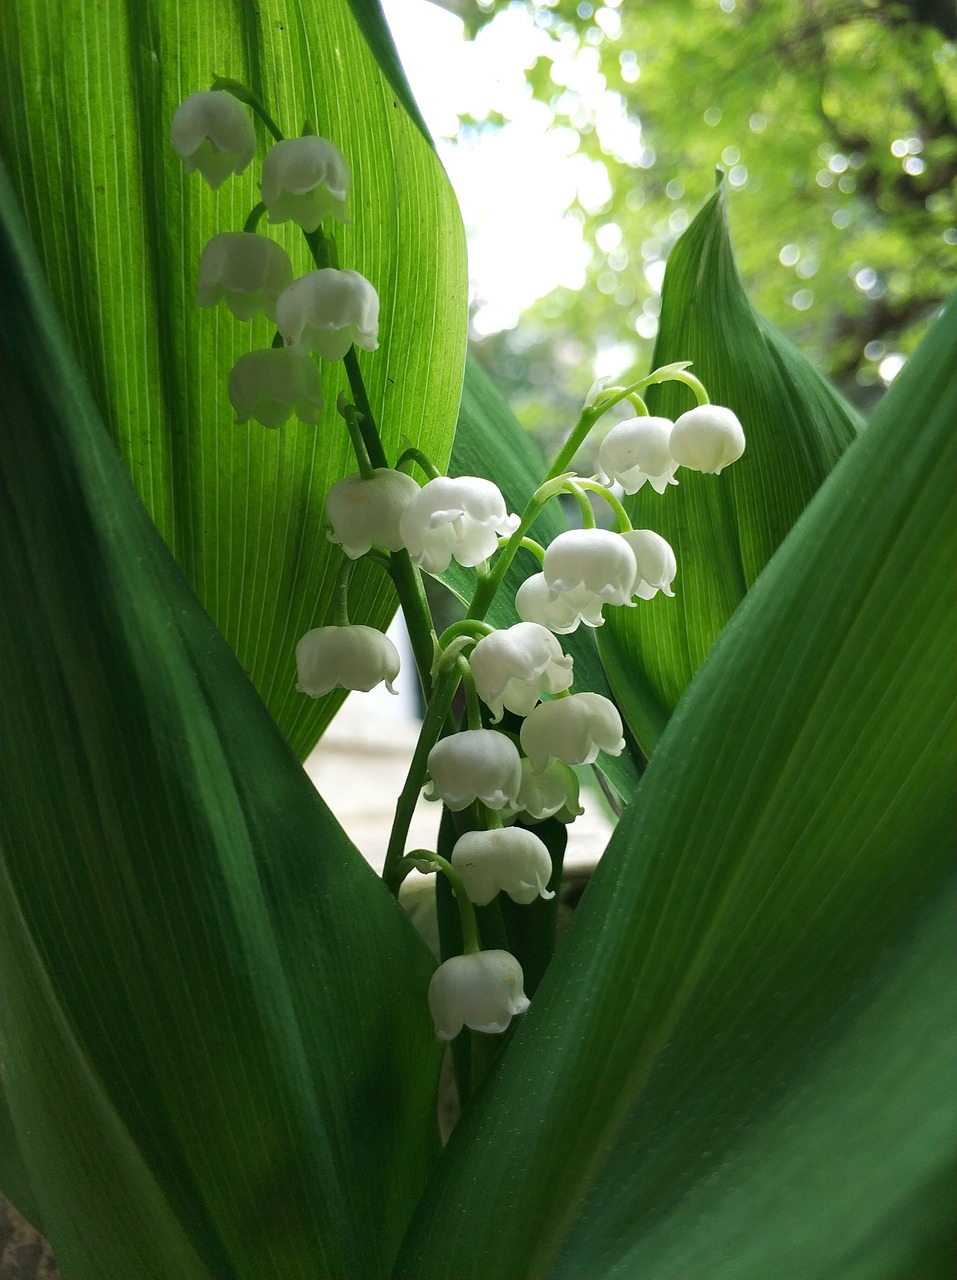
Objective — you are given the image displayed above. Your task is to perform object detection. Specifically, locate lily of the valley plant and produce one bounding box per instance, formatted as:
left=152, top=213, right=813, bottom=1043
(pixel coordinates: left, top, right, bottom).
left=1, top=4, right=953, bottom=1280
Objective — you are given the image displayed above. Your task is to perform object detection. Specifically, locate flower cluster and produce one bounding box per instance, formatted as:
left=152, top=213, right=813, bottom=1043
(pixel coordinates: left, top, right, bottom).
left=170, top=89, right=379, bottom=430
left=172, top=84, right=747, bottom=1051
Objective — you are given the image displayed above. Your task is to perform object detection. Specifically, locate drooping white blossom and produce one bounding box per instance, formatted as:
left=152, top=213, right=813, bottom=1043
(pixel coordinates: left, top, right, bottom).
left=399, top=476, right=520, bottom=574
left=428, top=950, right=530, bottom=1040
left=469, top=623, right=573, bottom=722
left=520, top=693, right=625, bottom=773
left=504, top=757, right=584, bottom=824
left=170, top=91, right=256, bottom=189
left=669, top=405, right=746, bottom=474
left=276, top=269, right=379, bottom=361
left=515, top=572, right=603, bottom=634
left=541, top=529, right=638, bottom=628
left=260, top=136, right=351, bottom=231
left=295, top=625, right=400, bottom=697
left=325, top=469, right=421, bottom=559
left=450, top=827, right=554, bottom=906
left=228, top=348, right=324, bottom=428
left=196, top=232, right=294, bottom=322
left=424, top=730, right=522, bottom=812
left=598, top=416, right=678, bottom=494
left=620, top=529, right=677, bottom=600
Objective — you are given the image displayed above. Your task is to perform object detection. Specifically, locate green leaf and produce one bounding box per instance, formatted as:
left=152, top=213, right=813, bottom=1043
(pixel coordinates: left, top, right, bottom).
left=446, top=355, right=644, bottom=798
left=394, top=295, right=957, bottom=1279
left=0, top=164, right=440, bottom=1279
left=0, top=0, right=467, bottom=759
left=599, top=185, right=861, bottom=755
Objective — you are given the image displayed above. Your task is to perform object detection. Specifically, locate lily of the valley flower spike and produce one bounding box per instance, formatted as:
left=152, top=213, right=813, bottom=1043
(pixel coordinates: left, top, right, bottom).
left=326, top=469, right=421, bottom=559
left=228, top=348, right=324, bottom=429
left=399, top=476, right=520, bottom=573
left=520, top=692, right=625, bottom=772
left=451, top=828, right=554, bottom=906
left=197, top=232, right=294, bottom=322
left=621, top=529, right=677, bottom=600
left=170, top=90, right=256, bottom=189
left=428, top=950, right=530, bottom=1040
left=670, top=404, right=746, bottom=474
left=295, top=625, right=400, bottom=697
left=599, top=415, right=679, bottom=494
left=260, top=135, right=351, bottom=232
left=424, top=729, right=522, bottom=812
left=469, top=622, right=574, bottom=722
left=276, top=269, right=379, bottom=361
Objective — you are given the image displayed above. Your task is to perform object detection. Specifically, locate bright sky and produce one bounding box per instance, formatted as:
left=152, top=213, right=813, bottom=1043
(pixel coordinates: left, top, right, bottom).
left=381, top=0, right=626, bottom=334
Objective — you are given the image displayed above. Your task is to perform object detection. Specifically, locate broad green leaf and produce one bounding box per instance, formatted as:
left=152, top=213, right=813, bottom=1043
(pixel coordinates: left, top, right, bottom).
left=0, top=166, right=439, bottom=1279
left=446, top=355, right=644, bottom=798
left=599, top=185, right=861, bottom=754
left=0, top=0, right=467, bottom=759
left=394, top=296, right=956, bottom=1279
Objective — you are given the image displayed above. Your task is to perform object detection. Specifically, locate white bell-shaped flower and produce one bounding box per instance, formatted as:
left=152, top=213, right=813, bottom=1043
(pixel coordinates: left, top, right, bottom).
left=170, top=91, right=256, bottom=189
left=428, top=949, right=530, bottom=1040
left=260, top=136, right=350, bottom=232
left=325, top=468, right=420, bottom=559
left=621, top=529, right=677, bottom=600
left=228, top=348, right=324, bottom=429
left=469, top=623, right=573, bottom=722
left=542, top=529, right=638, bottom=631
left=424, top=729, right=522, bottom=812
left=451, top=827, right=554, bottom=906
left=515, top=572, right=602, bottom=634
left=503, top=757, right=584, bottom=824
left=599, top=416, right=678, bottom=494
left=276, top=269, right=379, bottom=361
left=197, top=232, right=294, bottom=322
left=295, top=624, right=400, bottom=697
left=670, top=405, right=746, bottom=474
left=520, top=693, right=625, bottom=773
left=399, top=476, right=520, bottom=574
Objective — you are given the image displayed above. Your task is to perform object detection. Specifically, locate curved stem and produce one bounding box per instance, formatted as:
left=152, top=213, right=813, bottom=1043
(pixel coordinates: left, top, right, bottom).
left=576, top=479, right=633, bottom=531
left=395, top=447, right=442, bottom=481
left=337, top=394, right=375, bottom=479
left=419, top=852, right=481, bottom=954
left=211, top=76, right=285, bottom=143
left=458, top=658, right=483, bottom=731
left=382, top=661, right=463, bottom=893
left=243, top=202, right=267, bottom=234
left=332, top=556, right=356, bottom=626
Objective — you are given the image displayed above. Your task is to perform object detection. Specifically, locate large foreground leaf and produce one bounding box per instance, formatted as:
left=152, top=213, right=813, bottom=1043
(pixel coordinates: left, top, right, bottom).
left=599, top=186, right=861, bottom=754
left=0, top=0, right=467, bottom=758
left=0, top=166, right=439, bottom=1279
left=394, top=296, right=956, bottom=1278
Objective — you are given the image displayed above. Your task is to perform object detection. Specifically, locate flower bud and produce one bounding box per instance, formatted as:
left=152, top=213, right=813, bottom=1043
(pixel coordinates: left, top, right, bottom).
left=598, top=416, right=678, bottom=495
left=399, top=476, right=520, bottom=574
left=325, top=469, right=421, bottom=559
left=228, top=348, right=324, bottom=429
left=504, top=757, right=584, bottom=824
left=260, top=136, right=351, bottom=232
left=620, top=529, right=677, bottom=599
left=515, top=572, right=602, bottom=634
left=170, top=91, right=256, bottom=189
left=451, top=827, right=554, bottom=906
left=424, top=730, right=522, bottom=812
left=295, top=622, right=399, bottom=696
left=197, top=232, right=294, bottom=322
left=295, top=625, right=400, bottom=697
left=276, top=269, right=379, bottom=361
left=669, top=405, right=745, bottom=474
left=428, top=950, right=530, bottom=1040
left=469, top=623, right=573, bottom=722
left=520, top=692, right=625, bottom=773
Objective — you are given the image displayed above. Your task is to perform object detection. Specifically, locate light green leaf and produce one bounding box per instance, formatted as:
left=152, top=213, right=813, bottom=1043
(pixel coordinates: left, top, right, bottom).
left=394, top=295, right=957, bottom=1279
left=0, top=165, right=439, bottom=1280
left=599, top=185, right=861, bottom=754
left=0, top=0, right=467, bottom=758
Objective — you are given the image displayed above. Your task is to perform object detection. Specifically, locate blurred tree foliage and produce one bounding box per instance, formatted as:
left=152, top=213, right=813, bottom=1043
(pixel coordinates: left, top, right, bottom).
left=446, top=0, right=956, bottom=421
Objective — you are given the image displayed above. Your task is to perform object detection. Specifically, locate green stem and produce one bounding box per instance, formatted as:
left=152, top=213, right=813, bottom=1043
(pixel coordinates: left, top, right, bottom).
left=337, top=394, right=375, bottom=479
left=576, top=479, right=633, bottom=531
left=566, top=482, right=596, bottom=528
left=420, top=852, right=481, bottom=954
left=395, top=446, right=442, bottom=481
left=388, top=550, right=437, bottom=701
left=459, top=658, right=483, bottom=731
left=332, top=556, right=356, bottom=626
left=243, top=202, right=267, bottom=234
left=382, top=662, right=463, bottom=893
left=437, top=619, right=495, bottom=650
left=211, top=76, right=284, bottom=143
